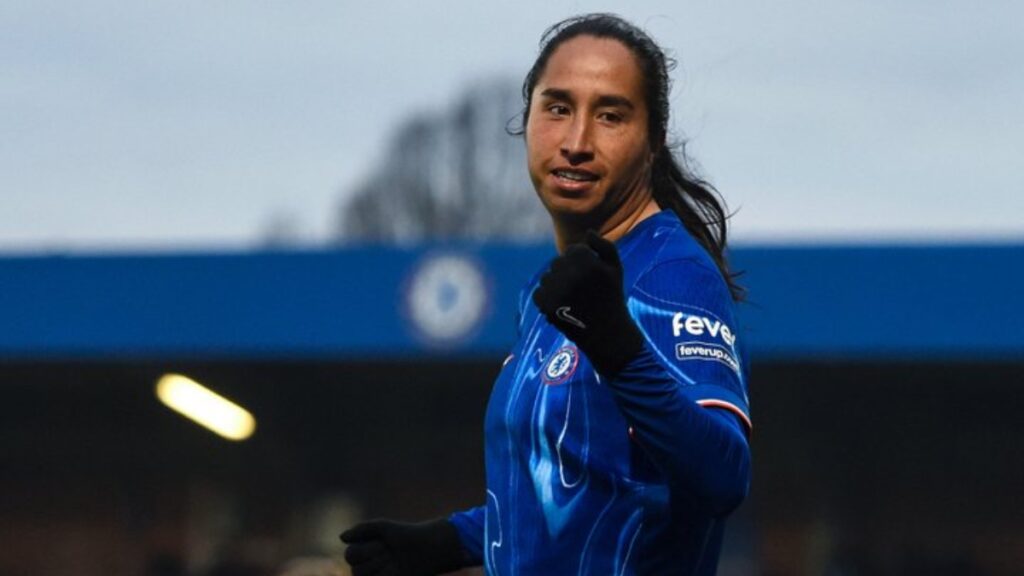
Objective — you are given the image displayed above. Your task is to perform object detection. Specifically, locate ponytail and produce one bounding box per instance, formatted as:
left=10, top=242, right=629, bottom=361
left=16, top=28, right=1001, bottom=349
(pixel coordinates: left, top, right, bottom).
left=651, top=146, right=745, bottom=302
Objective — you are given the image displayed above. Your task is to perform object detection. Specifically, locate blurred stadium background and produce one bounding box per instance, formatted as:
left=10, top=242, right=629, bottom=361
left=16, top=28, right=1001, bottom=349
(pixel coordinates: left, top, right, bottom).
left=3, top=2, right=1022, bottom=575
left=3, top=245, right=1022, bottom=575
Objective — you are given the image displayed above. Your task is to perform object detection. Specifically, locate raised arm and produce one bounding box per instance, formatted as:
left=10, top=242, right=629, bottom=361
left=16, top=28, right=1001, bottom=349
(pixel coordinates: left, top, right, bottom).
left=532, top=231, right=751, bottom=516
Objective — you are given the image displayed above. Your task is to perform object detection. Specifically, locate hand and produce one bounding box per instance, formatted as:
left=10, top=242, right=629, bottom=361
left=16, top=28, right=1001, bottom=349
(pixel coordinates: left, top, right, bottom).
left=340, top=518, right=467, bottom=576
left=532, top=230, right=646, bottom=375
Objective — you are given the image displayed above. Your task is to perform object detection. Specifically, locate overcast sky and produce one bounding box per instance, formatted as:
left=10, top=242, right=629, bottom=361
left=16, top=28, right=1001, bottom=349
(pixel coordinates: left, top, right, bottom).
left=2, top=0, right=1021, bottom=252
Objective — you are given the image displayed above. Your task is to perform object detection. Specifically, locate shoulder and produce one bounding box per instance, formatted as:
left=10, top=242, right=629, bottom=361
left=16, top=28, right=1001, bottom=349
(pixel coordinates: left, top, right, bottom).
left=622, top=227, right=750, bottom=423
left=619, top=212, right=731, bottom=308
left=634, top=257, right=731, bottom=306
left=623, top=217, right=742, bottom=377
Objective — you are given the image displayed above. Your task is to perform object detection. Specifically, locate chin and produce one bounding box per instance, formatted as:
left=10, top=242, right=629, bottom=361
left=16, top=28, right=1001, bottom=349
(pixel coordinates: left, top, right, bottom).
left=540, top=192, right=591, bottom=213
left=541, top=196, right=608, bottom=228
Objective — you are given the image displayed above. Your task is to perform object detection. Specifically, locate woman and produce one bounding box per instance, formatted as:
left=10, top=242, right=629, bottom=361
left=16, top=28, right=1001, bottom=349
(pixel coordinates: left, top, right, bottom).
left=342, top=13, right=751, bottom=575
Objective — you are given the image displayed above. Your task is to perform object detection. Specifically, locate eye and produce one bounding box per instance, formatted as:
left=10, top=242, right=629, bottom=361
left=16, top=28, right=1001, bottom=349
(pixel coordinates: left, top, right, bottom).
left=598, top=111, right=623, bottom=123
left=547, top=104, right=570, bottom=116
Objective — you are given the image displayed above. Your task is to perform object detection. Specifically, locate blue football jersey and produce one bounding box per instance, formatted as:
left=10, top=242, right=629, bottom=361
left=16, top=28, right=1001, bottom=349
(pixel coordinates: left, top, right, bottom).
left=451, top=210, right=751, bottom=575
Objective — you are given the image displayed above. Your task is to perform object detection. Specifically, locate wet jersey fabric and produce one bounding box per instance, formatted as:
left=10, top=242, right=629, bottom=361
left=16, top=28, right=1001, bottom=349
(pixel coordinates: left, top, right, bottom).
left=450, top=210, right=751, bottom=575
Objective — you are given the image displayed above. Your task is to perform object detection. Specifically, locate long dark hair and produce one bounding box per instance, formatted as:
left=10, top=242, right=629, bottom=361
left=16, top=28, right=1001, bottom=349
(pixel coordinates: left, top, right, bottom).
left=511, top=13, right=744, bottom=301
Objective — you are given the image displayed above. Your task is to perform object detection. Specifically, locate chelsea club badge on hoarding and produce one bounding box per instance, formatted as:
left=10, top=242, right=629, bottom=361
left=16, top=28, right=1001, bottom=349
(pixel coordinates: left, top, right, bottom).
left=405, top=253, right=489, bottom=347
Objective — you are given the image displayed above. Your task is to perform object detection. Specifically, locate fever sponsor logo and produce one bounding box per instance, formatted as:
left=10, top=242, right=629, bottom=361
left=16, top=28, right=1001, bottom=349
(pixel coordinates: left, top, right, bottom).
left=675, top=342, right=741, bottom=374
left=669, top=310, right=740, bottom=375
left=671, top=312, right=736, bottom=346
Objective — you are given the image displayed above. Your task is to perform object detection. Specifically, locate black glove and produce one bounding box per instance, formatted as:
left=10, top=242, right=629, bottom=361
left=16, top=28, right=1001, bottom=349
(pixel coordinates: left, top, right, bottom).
left=532, top=230, right=646, bottom=376
left=339, top=518, right=469, bottom=576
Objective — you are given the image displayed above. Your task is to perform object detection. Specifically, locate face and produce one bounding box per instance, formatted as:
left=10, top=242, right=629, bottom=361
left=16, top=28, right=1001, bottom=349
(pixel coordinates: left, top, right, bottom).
left=526, top=35, right=653, bottom=228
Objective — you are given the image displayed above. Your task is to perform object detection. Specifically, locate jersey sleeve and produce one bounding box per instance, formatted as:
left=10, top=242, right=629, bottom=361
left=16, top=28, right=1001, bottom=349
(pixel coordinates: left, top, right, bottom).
left=627, top=257, right=751, bottom=431
left=448, top=505, right=485, bottom=565
left=600, top=256, right=752, bottom=516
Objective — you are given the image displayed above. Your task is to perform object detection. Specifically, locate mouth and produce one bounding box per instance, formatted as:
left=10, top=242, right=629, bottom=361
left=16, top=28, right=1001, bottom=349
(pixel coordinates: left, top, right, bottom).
left=550, top=168, right=599, bottom=191
left=552, top=168, right=599, bottom=182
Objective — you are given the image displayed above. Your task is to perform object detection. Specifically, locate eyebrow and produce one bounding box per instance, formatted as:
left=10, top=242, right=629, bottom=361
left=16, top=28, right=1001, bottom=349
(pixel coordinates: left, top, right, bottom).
left=539, top=88, right=636, bottom=110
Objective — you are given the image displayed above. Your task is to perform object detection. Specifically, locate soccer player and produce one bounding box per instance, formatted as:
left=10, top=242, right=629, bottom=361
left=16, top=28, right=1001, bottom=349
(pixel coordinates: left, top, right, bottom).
left=341, top=13, right=751, bottom=575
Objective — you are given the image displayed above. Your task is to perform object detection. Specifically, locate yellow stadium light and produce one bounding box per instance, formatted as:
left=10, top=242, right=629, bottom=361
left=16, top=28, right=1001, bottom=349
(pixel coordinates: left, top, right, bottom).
left=155, top=373, right=256, bottom=441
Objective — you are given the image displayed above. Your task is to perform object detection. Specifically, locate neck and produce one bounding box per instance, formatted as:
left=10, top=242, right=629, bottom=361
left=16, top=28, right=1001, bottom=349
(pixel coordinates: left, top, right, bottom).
left=552, top=195, right=661, bottom=253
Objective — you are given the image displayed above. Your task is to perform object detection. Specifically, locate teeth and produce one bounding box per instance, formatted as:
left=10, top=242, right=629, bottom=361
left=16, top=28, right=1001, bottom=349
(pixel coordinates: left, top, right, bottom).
left=554, top=170, right=595, bottom=182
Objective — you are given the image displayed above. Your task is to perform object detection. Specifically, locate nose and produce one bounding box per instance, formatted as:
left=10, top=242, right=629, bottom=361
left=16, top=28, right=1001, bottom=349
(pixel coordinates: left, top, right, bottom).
left=560, top=116, right=594, bottom=165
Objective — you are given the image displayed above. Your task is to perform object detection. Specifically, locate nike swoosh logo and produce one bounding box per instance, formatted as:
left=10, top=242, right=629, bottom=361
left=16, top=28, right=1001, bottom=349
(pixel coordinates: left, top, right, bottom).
left=555, top=306, right=586, bottom=329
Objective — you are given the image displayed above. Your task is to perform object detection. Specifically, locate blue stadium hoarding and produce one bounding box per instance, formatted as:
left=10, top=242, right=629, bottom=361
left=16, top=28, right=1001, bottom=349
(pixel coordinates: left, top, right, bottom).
left=2, top=243, right=1021, bottom=361
left=731, top=244, right=1023, bottom=360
